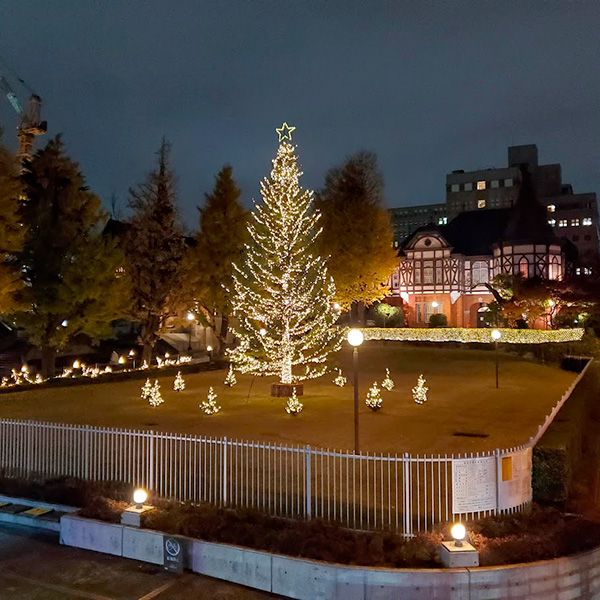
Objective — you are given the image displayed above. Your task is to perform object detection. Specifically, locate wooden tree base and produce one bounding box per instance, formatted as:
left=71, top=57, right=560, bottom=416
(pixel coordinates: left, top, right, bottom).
left=271, top=383, right=304, bottom=397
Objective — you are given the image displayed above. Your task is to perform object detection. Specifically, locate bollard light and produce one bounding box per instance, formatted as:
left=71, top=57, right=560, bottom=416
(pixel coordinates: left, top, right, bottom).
left=73, top=360, right=81, bottom=369
left=451, top=522, right=466, bottom=547
left=118, top=356, right=125, bottom=365
left=491, top=329, right=501, bottom=341
left=347, top=328, right=364, bottom=347
left=133, top=488, right=148, bottom=508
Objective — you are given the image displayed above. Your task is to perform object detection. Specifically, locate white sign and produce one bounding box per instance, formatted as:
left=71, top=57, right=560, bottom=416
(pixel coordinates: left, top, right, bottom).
left=452, top=456, right=497, bottom=513
left=497, top=448, right=532, bottom=511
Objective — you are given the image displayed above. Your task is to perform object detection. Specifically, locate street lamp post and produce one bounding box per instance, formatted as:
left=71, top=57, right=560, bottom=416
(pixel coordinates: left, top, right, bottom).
left=491, top=329, right=502, bottom=389
left=347, top=328, right=364, bottom=454
left=187, top=312, right=195, bottom=352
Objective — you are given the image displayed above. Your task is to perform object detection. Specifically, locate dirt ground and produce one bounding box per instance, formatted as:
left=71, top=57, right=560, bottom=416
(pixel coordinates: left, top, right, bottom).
left=0, top=343, right=575, bottom=454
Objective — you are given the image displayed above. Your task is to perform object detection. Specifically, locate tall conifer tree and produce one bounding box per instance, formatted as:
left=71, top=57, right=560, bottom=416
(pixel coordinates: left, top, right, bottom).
left=124, top=139, right=185, bottom=364
left=229, top=125, right=342, bottom=384
left=14, top=137, right=129, bottom=376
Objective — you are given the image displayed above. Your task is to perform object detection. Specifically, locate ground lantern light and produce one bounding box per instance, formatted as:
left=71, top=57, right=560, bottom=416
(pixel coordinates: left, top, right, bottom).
left=347, top=328, right=364, bottom=454
left=451, top=522, right=466, bottom=547
left=491, top=329, right=501, bottom=388
left=133, top=488, right=148, bottom=508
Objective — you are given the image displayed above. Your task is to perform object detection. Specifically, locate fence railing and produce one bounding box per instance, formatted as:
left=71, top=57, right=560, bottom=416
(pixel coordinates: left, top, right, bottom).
left=0, top=418, right=533, bottom=536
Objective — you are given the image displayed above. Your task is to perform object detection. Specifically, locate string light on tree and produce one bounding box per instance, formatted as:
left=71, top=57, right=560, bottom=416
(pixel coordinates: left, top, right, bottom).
left=200, top=387, right=221, bottom=415
left=412, top=374, right=428, bottom=405
left=333, top=367, right=347, bottom=387
left=141, top=378, right=153, bottom=401
left=228, top=124, right=343, bottom=391
left=148, top=380, right=163, bottom=407
left=381, top=368, right=394, bottom=391
left=224, top=364, right=237, bottom=387
left=365, top=381, right=383, bottom=411
left=284, top=388, right=303, bottom=415
left=173, top=371, right=185, bottom=392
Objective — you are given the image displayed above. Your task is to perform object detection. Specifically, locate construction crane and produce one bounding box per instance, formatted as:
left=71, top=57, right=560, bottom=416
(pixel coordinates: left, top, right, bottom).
left=0, top=57, right=46, bottom=163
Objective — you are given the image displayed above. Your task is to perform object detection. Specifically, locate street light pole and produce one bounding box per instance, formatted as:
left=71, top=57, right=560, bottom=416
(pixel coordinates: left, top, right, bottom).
left=347, top=328, right=364, bottom=454
left=491, top=329, right=501, bottom=389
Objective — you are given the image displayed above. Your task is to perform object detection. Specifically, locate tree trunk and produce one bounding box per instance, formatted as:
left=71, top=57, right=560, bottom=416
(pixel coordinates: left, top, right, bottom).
left=142, top=343, right=153, bottom=366
left=357, top=302, right=366, bottom=326
left=216, top=314, right=229, bottom=357
left=41, top=346, right=56, bottom=379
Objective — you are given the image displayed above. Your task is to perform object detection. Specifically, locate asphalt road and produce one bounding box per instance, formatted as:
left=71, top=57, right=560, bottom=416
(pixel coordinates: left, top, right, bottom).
left=0, top=524, right=284, bottom=599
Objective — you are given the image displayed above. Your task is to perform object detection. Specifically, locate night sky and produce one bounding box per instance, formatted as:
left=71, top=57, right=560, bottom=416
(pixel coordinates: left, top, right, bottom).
left=2, top=1, right=599, bottom=230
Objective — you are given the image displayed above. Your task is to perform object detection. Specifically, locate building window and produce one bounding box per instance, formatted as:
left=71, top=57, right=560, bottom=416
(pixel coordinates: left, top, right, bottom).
left=416, top=303, right=422, bottom=322
left=438, top=217, right=447, bottom=225
left=549, top=259, right=560, bottom=280
left=547, top=204, right=555, bottom=212
left=583, top=217, right=593, bottom=226
left=491, top=180, right=499, bottom=188
left=571, top=218, right=580, bottom=227
left=558, top=219, right=568, bottom=227
left=414, top=266, right=421, bottom=284
left=505, top=178, right=513, bottom=187
left=435, top=263, right=443, bottom=284
left=548, top=219, right=556, bottom=226
left=464, top=183, right=473, bottom=191
left=477, top=200, right=486, bottom=209
left=477, top=181, right=486, bottom=190
left=451, top=184, right=459, bottom=192
left=472, top=261, right=489, bottom=285
left=519, top=257, right=529, bottom=278
left=423, top=261, right=434, bottom=284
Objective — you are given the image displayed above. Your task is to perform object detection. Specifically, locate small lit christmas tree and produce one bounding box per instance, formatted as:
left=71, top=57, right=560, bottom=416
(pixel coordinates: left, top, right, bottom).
left=381, top=368, right=394, bottom=391
left=285, top=388, right=303, bottom=415
left=148, top=380, right=163, bottom=407
left=224, top=364, right=237, bottom=387
left=412, top=374, right=428, bottom=404
left=141, top=378, right=153, bottom=401
left=365, top=381, right=383, bottom=411
left=173, top=371, right=185, bottom=392
left=333, top=368, right=347, bottom=387
left=200, top=387, right=221, bottom=415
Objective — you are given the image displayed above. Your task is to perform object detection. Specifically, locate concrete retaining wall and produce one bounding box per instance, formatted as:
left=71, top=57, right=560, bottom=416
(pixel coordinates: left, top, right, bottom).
left=60, top=515, right=600, bottom=599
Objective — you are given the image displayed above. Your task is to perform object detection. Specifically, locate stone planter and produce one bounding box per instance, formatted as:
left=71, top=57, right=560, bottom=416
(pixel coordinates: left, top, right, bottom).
left=271, top=383, right=303, bottom=397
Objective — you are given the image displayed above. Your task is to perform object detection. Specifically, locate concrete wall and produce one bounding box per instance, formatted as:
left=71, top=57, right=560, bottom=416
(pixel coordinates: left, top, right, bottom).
left=60, top=515, right=600, bottom=600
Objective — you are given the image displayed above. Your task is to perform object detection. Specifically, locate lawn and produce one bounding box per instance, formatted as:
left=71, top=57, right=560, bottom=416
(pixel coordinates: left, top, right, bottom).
left=0, top=343, right=576, bottom=454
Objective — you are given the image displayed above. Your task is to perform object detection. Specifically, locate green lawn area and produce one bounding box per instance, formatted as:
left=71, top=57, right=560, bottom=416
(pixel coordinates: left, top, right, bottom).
left=0, top=343, right=577, bottom=454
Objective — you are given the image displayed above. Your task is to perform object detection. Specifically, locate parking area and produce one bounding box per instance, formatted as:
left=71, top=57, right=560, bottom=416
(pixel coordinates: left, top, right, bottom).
left=0, top=524, right=283, bottom=599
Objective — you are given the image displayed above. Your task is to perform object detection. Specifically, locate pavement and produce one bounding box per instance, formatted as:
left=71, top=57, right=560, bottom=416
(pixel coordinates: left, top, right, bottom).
left=0, top=523, right=284, bottom=599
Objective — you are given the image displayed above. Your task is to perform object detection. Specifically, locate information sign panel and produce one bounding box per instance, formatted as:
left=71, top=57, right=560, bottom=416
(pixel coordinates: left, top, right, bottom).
left=497, top=447, right=532, bottom=511
left=452, top=456, right=497, bottom=513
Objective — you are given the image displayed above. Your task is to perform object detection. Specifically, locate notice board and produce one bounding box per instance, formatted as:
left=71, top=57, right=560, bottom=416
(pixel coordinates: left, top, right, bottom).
left=452, top=456, right=497, bottom=514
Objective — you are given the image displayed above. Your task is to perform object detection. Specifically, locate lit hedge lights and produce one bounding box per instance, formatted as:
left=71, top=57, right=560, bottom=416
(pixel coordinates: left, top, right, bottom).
left=358, top=327, right=585, bottom=344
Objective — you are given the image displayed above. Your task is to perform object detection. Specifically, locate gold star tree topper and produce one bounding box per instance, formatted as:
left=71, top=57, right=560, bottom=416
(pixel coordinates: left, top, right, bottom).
left=276, top=122, right=296, bottom=142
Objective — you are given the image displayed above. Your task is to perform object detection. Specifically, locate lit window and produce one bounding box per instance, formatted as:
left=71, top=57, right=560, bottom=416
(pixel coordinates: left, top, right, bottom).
left=491, top=180, right=499, bottom=188
left=583, top=217, right=592, bottom=226
left=477, top=181, right=486, bottom=190
left=571, top=219, right=580, bottom=227
left=435, top=264, right=443, bottom=284
left=451, top=184, right=459, bottom=192
left=576, top=267, right=581, bottom=275
left=519, top=257, right=529, bottom=278
left=548, top=219, right=556, bottom=226
left=547, top=204, right=555, bottom=212
left=505, top=178, right=513, bottom=187
left=472, top=261, right=489, bottom=285
left=423, top=261, right=434, bottom=284
left=464, top=183, right=473, bottom=191
left=414, top=266, right=421, bottom=284
left=438, top=217, right=448, bottom=225
left=558, top=219, right=568, bottom=227
left=477, top=200, right=486, bottom=209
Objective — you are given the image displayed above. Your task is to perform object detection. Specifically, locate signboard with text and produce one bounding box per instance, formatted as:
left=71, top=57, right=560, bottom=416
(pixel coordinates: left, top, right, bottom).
left=452, top=456, right=497, bottom=514
left=163, top=536, right=185, bottom=573
left=497, top=447, right=532, bottom=511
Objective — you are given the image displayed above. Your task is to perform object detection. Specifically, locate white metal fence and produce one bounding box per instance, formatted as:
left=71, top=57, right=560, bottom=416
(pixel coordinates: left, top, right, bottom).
left=0, top=418, right=533, bottom=536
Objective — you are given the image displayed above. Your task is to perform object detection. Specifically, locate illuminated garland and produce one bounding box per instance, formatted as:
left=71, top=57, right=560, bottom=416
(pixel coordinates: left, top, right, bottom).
left=229, top=126, right=343, bottom=383
left=173, top=371, right=185, bottom=392
left=381, top=368, right=394, bottom=391
left=365, top=382, right=383, bottom=411
left=285, top=388, right=303, bottom=415
left=224, top=364, right=237, bottom=387
left=333, top=368, right=347, bottom=387
left=358, top=327, right=585, bottom=344
left=412, top=374, right=428, bottom=404
left=148, top=380, right=163, bottom=407
left=200, top=387, right=221, bottom=415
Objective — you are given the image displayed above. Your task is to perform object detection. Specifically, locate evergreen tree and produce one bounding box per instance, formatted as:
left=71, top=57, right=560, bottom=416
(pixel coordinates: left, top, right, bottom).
left=229, top=126, right=342, bottom=384
left=187, top=165, right=247, bottom=353
left=13, top=137, right=129, bottom=377
left=0, top=133, right=23, bottom=315
left=315, top=151, right=398, bottom=323
left=124, top=139, right=185, bottom=365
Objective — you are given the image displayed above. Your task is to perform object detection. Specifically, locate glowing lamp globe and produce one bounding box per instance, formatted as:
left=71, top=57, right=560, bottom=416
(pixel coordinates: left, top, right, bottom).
left=347, top=329, right=364, bottom=347
left=133, top=488, right=147, bottom=507
left=207, top=345, right=213, bottom=352
left=187, top=312, right=195, bottom=321
left=165, top=352, right=170, bottom=358
left=73, top=360, right=81, bottom=369
left=118, top=356, right=125, bottom=365
left=259, top=328, right=267, bottom=336
left=451, top=522, right=466, bottom=547
left=333, top=302, right=340, bottom=311
left=432, top=301, right=438, bottom=308
left=491, top=329, right=502, bottom=341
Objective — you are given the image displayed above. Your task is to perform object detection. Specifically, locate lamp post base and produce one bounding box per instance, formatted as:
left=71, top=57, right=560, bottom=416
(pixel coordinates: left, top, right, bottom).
left=271, top=383, right=304, bottom=397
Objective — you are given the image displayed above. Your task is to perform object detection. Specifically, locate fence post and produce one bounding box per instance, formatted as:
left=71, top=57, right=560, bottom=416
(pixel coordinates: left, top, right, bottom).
left=149, top=430, right=155, bottom=491
left=305, top=445, right=312, bottom=520
left=403, top=453, right=411, bottom=537
left=222, top=437, right=228, bottom=506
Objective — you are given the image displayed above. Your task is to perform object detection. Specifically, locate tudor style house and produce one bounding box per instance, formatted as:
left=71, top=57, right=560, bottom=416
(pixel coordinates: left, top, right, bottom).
left=388, top=166, right=571, bottom=328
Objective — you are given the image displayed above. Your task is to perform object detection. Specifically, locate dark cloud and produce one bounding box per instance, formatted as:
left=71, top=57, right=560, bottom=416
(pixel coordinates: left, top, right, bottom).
left=1, top=0, right=598, bottom=229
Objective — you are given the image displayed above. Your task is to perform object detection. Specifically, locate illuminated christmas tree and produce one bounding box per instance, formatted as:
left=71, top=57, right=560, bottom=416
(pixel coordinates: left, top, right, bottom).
left=412, top=374, right=428, bottom=404
left=141, top=378, right=153, bottom=401
left=148, top=380, right=163, bottom=407
left=228, top=124, right=342, bottom=387
left=200, top=387, right=221, bottom=415
left=224, top=364, right=237, bottom=387
left=285, top=388, right=303, bottom=415
left=381, top=368, right=394, bottom=391
left=365, top=381, right=383, bottom=411
left=333, top=368, right=347, bottom=387
left=173, top=371, right=185, bottom=392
